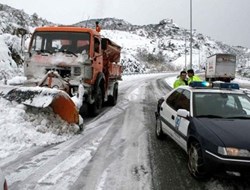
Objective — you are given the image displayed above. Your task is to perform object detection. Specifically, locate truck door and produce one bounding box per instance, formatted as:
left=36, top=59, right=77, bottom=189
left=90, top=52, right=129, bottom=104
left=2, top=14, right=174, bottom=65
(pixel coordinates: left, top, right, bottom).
left=92, top=37, right=103, bottom=77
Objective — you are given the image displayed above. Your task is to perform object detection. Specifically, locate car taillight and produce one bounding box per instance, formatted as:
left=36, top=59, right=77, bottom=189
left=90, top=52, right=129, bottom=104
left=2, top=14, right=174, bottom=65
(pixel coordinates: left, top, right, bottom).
left=4, top=180, right=8, bottom=190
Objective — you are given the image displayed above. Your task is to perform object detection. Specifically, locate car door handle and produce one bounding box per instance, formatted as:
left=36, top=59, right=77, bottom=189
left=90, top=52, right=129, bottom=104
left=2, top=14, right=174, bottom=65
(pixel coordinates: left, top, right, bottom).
left=171, top=115, right=175, bottom=120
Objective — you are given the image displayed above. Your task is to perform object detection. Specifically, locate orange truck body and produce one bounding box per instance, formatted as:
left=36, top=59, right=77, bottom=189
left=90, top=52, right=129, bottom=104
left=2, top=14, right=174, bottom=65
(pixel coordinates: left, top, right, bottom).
left=22, top=26, right=122, bottom=119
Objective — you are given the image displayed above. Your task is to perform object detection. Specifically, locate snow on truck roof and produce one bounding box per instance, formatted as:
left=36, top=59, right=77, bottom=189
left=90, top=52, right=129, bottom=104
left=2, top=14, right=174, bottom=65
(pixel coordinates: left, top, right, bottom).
left=34, top=26, right=101, bottom=35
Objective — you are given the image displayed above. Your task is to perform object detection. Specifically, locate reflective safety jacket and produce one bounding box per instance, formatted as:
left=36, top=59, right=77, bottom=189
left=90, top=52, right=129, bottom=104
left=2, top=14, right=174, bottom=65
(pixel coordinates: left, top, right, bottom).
left=173, top=79, right=187, bottom=88
left=188, top=75, right=201, bottom=84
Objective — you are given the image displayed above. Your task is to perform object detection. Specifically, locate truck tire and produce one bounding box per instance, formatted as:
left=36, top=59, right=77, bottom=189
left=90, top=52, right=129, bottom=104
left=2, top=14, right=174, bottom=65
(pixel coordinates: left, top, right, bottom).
left=108, top=83, right=118, bottom=106
left=89, top=86, right=103, bottom=116
left=79, top=102, right=88, bottom=118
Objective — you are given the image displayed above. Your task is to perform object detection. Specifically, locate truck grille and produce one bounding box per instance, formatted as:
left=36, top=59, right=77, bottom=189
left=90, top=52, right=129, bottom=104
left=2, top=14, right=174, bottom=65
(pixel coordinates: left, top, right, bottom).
left=46, top=68, right=71, bottom=78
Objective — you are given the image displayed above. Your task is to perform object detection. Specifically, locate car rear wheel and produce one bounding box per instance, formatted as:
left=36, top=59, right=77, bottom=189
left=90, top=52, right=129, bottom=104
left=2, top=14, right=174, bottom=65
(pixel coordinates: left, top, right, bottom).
left=155, top=116, right=165, bottom=140
left=188, top=141, right=208, bottom=179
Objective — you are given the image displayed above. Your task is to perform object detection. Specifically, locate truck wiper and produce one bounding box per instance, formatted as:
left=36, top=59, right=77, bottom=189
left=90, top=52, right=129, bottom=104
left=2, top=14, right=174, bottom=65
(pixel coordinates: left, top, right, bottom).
left=59, top=49, right=78, bottom=57
left=37, top=49, right=53, bottom=54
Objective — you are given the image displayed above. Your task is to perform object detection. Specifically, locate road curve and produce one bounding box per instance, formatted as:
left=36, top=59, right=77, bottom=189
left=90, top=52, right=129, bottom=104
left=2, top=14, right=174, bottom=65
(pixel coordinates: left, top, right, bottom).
left=2, top=73, right=250, bottom=190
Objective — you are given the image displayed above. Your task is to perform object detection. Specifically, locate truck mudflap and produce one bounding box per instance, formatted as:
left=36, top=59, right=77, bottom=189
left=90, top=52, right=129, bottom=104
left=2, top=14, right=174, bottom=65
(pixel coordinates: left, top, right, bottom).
left=0, top=85, right=79, bottom=124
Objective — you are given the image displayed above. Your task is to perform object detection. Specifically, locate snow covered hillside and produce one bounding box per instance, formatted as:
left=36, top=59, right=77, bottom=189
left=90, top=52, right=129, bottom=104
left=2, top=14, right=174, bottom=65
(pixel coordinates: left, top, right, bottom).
left=78, top=18, right=250, bottom=73
left=1, top=3, right=250, bottom=75
left=0, top=35, right=23, bottom=82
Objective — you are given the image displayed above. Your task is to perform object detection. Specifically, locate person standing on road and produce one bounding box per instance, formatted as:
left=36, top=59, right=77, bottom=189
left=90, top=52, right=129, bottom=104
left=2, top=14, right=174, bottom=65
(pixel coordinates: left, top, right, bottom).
left=173, top=70, right=188, bottom=88
left=187, top=69, right=201, bottom=84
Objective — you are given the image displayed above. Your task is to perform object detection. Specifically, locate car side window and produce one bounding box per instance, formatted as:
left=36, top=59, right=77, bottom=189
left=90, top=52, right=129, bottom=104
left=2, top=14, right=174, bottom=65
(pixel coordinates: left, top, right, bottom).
left=181, top=90, right=190, bottom=111
left=166, top=88, right=183, bottom=110
left=175, top=90, right=190, bottom=111
left=166, top=89, right=190, bottom=111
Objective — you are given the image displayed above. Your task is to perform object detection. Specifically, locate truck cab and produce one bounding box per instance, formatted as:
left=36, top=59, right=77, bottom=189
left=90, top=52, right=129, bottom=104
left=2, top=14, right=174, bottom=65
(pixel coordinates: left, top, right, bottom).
left=24, top=26, right=122, bottom=117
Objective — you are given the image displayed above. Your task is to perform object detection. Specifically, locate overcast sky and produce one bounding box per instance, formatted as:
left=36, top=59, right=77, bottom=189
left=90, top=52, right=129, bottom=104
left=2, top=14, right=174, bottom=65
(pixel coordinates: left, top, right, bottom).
left=1, top=0, right=250, bottom=48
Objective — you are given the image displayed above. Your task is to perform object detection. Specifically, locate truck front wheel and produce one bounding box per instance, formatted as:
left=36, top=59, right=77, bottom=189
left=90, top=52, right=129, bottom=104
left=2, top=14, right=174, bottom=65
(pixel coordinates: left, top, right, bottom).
left=89, top=86, right=103, bottom=116
left=79, top=102, right=88, bottom=118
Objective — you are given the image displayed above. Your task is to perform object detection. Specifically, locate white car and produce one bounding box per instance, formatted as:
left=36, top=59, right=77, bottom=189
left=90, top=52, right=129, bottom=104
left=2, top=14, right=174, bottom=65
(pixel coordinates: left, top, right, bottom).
left=0, top=168, right=8, bottom=190
left=155, top=81, right=250, bottom=179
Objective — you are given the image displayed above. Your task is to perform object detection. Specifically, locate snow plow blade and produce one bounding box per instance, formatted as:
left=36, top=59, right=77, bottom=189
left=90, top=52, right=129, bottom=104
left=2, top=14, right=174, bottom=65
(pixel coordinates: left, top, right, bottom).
left=0, top=85, right=79, bottom=124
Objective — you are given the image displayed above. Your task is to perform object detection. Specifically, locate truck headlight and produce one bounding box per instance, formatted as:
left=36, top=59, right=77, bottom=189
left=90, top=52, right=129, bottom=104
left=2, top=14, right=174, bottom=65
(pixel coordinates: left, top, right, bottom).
left=218, top=147, right=250, bottom=157
left=74, top=67, right=81, bottom=76
left=83, top=66, right=93, bottom=80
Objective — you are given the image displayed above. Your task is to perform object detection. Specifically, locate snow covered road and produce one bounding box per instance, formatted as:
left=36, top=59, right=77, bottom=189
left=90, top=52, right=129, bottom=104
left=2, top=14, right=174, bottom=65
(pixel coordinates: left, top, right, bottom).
left=1, top=73, right=250, bottom=190
left=0, top=73, right=168, bottom=190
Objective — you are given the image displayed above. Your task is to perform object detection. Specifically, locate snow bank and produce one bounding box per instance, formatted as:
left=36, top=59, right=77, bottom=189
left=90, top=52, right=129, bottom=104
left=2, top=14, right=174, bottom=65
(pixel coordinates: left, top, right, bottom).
left=0, top=98, right=80, bottom=159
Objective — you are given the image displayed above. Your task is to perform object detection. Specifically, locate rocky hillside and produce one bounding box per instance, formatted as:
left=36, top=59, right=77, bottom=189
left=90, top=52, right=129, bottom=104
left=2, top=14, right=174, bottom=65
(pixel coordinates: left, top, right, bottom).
left=0, top=4, right=53, bottom=34
left=0, top=3, right=250, bottom=76
left=77, top=18, right=250, bottom=72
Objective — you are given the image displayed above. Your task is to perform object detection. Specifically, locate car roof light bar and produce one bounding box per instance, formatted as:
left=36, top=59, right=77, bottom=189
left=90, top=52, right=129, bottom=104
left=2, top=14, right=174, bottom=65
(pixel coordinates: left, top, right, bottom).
left=212, top=82, right=240, bottom=90
left=189, top=81, right=211, bottom=88
left=189, top=81, right=240, bottom=90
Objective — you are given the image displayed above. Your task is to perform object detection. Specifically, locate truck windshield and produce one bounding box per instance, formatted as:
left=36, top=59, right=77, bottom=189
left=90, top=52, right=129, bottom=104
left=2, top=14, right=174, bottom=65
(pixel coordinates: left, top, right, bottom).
left=30, top=31, right=90, bottom=54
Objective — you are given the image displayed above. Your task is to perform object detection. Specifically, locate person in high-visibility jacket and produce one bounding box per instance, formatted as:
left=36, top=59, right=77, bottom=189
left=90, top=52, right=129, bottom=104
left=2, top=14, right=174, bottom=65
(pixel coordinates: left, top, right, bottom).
left=173, top=70, right=188, bottom=88
left=187, top=69, right=201, bottom=84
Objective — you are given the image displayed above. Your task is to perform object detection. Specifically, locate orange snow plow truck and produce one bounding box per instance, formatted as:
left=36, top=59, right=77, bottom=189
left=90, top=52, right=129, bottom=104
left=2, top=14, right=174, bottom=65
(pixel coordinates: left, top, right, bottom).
left=0, top=26, right=122, bottom=125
